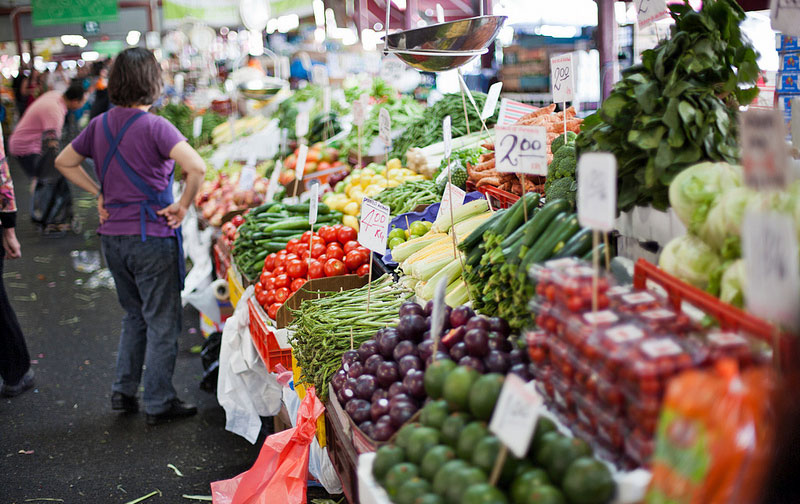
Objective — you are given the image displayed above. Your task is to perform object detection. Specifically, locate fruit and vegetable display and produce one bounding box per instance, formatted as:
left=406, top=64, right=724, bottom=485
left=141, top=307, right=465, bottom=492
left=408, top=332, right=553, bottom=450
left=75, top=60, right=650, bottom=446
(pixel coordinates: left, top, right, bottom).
left=528, top=258, right=767, bottom=467
left=282, top=142, right=347, bottom=180
left=275, top=84, right=348, bottom=143
left=211, top=115, right=271, bottom=145
left=576, top=0, right=760, bottom=211
left=374, top=180, right=441, bottom=216
left=231, top=202, right=345, bottom=281
left=156, top=103, right=226, bottom=149
left=468, top=105, right=581, bottom=197
left=332, top=302, right=533, bottom=442
left=370, top=364, right=617, bottom=504
left=459, top=195, right=598, bottom=329
left=659, top=161, right=800, bottom=305
left=433, top=145, right=483, bottom=194
left=407, top=130, right=492, bottom=179
left=389, top=92, right=500, bottom=163
left=290, top=276, right=412, bottom=400
left=252, top=224, right=369, bottom=319
left=196, top=172, right=272, bottom=227
left=387, top=220, right=434, bottom=251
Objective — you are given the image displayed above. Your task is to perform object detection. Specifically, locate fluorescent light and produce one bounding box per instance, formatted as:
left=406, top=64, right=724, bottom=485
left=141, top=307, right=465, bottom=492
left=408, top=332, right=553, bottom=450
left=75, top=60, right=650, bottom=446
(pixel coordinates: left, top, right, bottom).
left=534, top=25, right=579, bottom=38
left=61, top=35, right=88, bottom=47
left=277, top=14, right=299, bottom=33
left=313, top=0, right=325, bottom=27
left=81, top=51, right=100, bottom=61
left=126, top=30, right=141, bottom=46
left=22, top=52, right=30, bottom=63
left=326, top=8, right=338, bottom=30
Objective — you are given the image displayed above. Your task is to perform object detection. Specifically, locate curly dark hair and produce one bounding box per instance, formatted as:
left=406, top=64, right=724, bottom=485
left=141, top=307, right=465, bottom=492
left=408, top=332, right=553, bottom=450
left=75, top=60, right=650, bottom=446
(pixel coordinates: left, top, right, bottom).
left=108, top=48, right=162, bottom=107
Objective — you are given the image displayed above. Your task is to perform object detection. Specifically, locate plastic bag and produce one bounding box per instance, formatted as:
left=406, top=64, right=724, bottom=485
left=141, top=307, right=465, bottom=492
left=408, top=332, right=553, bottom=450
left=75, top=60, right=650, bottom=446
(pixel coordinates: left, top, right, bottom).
left=211, top=387, right=325, bottom=504
left=645, top=360, right=775, bottom=504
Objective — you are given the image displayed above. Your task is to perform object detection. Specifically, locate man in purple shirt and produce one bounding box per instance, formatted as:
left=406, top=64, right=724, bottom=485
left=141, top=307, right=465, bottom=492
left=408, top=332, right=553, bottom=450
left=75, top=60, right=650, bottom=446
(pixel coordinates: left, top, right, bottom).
left=55, top=48, right=206, bottom=425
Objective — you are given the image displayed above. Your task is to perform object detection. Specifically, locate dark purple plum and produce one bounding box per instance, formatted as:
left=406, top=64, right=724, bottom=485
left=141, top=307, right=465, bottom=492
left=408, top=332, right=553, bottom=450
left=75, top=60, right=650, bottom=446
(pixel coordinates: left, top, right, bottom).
left=509, top=348, right=525, bottom=365
left=347, top=399, right=371, bottom=424
left=450, top=306, right=475, bottom=328
left=358, top=339, right=380, bottom=362
left=336, top=387, right=350, bottom=405
left=398, top=354, right=423, bottom=376
left=355, top=374, right=378, bottom=400
left=389, top=393, right=413, bottom=408
left=372, top=416, right=395, bottom=441
left=378, top=331, right=399, bottom=359
left=399, top=301, right=425, bottom=318
left=417, top=340, right=434, bottom=361
left=376, top=361, right=399, bottom=387
left=464, top=328, right=489, bottom=358
left=371, top=388, right=390, bottom=403
left=341, top=350, right=360, bottom=370
left=359, top=420, right=375, bottom=438
left=487, top=317, right=510, bottom=337
left=484, top=350, right=511, bottom=374
left=449, top=341, right=468, bottom=361
left=388, top=381, right=405, bottom=397
left=364, top=354, right=384, bottom=376
left=488, top=333, right=513, bottom=352
left=389, top=401, right=418, bottom=428
left=393, top=340, right=418, bottom=361
left=370, top=398, right=391, bottom=422
left=331, top=369, right=347, bottom=391
left=397, top=314, right=427, bottom=342
left=340, top=384, right=357, bottom=406
left=441, top=326, right=465, bottom=349
left=347, top=360, right=365, bottom=379
left=465, top=316, right=490, bottom=332
left=424, top=300, right=434, bottom=317
left=402, top=369, right=426, bottom=398
left=421, top=330, right=431, bottom=341
left=458, top=356, right=485, bottom=373
left=509, top=363, right=531, bottom=381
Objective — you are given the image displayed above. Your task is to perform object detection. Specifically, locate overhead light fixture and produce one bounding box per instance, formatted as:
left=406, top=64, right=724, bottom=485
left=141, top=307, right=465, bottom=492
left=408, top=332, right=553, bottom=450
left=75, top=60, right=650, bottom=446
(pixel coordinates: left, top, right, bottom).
left=534, top=25, right=580, bottom=38
left=61, top=35, right=88, bottom=48
left=126, top=30, right=141, bottom=46
left=313, top=0, right=325, bottom=27
left=81, top=51, right=100, bottom=62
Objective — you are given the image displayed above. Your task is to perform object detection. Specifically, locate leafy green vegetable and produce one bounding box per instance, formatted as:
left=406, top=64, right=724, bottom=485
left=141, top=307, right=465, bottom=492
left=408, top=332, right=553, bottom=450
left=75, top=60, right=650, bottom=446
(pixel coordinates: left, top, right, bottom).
left=577, top=0, right=759, bottom=211
left=434, top=145, right=484, bottom=193
left=546, top=177, right=577, bottom=208
left=668, top=161, right=742, bottom=233
left=545, top=144, right=577, bottom=195
left=719, top=259, right=745, bottom=307
left=156, top=103, right=225, bottom=149
left=658, top=234, right=721, bottom=290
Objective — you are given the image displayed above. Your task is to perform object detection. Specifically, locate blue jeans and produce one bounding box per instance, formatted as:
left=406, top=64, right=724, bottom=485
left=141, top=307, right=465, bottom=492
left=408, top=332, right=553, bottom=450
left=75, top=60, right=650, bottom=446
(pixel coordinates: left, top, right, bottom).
left=101, top=235, right=182, bottom=415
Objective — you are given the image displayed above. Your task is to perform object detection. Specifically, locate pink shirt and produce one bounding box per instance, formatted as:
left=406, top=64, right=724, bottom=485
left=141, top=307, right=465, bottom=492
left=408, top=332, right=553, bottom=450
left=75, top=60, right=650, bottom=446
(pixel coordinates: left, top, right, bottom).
left=9, top=91, right=67, bottom=156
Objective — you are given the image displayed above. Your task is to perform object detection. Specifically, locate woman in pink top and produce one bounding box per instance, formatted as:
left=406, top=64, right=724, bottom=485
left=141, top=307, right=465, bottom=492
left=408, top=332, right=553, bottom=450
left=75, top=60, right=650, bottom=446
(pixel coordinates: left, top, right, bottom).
left=55, top=48, right=206, bottom=425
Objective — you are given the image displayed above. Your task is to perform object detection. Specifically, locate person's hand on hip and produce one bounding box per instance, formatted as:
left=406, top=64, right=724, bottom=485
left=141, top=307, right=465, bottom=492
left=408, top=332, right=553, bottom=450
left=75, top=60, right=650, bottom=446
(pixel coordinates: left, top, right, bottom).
left=97, top=194, right=109, bottom=224
left=3, top=228, right=21, bottom=259
left=157, top=202, right=187, bottom=229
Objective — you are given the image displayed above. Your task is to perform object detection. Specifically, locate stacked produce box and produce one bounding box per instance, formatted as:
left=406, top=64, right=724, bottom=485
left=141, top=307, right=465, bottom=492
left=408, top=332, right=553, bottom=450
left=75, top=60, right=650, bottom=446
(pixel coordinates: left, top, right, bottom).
left=777, top=35, right=800, bottom=124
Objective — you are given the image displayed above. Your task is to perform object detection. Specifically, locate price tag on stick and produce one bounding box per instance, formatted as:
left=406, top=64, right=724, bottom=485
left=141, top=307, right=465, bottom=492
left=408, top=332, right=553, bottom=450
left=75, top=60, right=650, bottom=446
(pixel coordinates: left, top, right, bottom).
left=296, top=111, right=310, bottom=140
left=192, top=116, right=203, bottom=138
left=430, top=277, right=448, bottom=356
left=295, top=144, right=308, bottom=182
left=636, top=0, right=669, bottom=28
left=489, top=373, right=545, bottom=459
left=308, top=183, right=319, bottom=225
left=740, top=108, right=790, bottom=190
left=378, top=108, right=392, bottom=147
left=577, top=153, right=617, bottom=232
left=238, top=165, right=256, bottom=191
left=266, top=160, right=282, bottom=202
left=443, top=116, right=452, bottom=159
left=481, top=82, right=503, bottom=121
left=495, top=125, right=548, bottom=176
left=550, top=53, right=575, bottom=104
left=358, top=198, right=391, bottom=253
left=437, top=183, right=466, bottom=221
left=353, top=98, right=366, bottom=127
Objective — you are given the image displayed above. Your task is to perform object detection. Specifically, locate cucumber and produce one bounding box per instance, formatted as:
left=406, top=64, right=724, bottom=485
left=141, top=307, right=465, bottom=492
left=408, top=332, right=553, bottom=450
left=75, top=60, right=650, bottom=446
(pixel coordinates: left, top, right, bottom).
left=514, top=199, right=571, bottom=258
left=284, top=203, right=331, bottom=215
left=582, top=243, right=607, bottom=264
left=522, top=213, right=579, bottom=267
left=501, top=192, right=540, bottom=237
left=460, top=208, right=507, bottom=252
left=553, top=228, right=593, bottom=259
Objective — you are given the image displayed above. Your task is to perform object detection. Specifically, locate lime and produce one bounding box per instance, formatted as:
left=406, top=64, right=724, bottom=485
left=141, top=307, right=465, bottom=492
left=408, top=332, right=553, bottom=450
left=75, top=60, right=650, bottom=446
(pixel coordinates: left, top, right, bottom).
left=389, top=228, right=406, bottom=241
left=373, top=445, right=405, bottom=482
left=389, top=237, right=406, bottom=249
left=384, top=463, right=419, bottom=497
left=409, top=220, right=428, bottom=236
left=462, top=483, right=509, bottom=504
left=406, top=427, right=441, bottom=465
left=420, top=445, right=456, bottom=480
left=561, top=457, right=615, bottom=504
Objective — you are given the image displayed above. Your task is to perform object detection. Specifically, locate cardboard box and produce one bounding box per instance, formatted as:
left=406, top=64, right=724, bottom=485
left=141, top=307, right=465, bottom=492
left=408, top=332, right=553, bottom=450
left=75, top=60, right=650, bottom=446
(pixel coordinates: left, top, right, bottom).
left=777, top=72, right=800, bottom=93
left=777, top=34, right=800, bottom=52
left=781, top=52, right=800, bottom=71
left=275, top=274, right=369, bottom=328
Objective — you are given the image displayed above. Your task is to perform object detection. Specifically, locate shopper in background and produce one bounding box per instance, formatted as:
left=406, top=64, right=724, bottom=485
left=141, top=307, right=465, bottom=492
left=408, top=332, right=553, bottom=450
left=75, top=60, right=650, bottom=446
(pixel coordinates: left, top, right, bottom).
left=0, top=129, right=34, bottom=398
left=55, top=47, right=206, bottom=426
left=8, top=80, right=87, bottom=191
left=89, top=61, right=112, bottom=120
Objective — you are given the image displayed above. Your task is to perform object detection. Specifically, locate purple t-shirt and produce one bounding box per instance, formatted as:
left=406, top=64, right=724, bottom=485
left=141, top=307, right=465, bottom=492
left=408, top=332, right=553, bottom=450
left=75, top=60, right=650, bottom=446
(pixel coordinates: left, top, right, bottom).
left=72, top=107, right=186, bottom=237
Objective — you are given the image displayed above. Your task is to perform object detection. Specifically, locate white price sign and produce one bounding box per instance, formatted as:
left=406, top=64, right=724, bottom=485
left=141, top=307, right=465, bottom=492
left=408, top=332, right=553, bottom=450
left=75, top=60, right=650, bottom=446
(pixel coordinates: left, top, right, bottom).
left=495, top=125, right=548, bottom=176
left=295, top=144, right=309, bottom=182
left=296, top=111, right=310, bottom=139
left=192, top=116, right=203, bottom=138
left=550, top=53, right=575, bottom=103
left=353, top=97, right=366, bottom=127
left=436, top=182, right=467, bottom=221
left=489, top=374, right=545, bottom=459
left=443, top=116, right=452, bottom=159
left=308, top=183, right=319, bottom=225
left=481, top=82, right=503, bottom=121
left=430, top=278, right=448, bottom=344
left=577, top=153, right=617, bottom=232
left=358, top=198, right=391, bottom=253
left=281, top=128, right=289, bottom=154
left=636, top=0, right=669, bottom=28
left=378, top=108, right=392, bottom=147
left=238, top=165, right=256, bottom=191
left=740, top=108, right=790, bottom=190
left=246, top=153, right=257, bottom=167
left=742, top=211, right=800, bottom=331
left=266, top=160, right=282, bottom=201
left=323, top=87, right=331, bottom=114
left=312, top=65, right=328, bottom=86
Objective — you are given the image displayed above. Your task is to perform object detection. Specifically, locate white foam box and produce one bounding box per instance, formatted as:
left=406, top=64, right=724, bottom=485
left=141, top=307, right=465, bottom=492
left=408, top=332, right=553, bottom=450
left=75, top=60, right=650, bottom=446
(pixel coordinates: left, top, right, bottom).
left=615, top=206, right=686, bottom=246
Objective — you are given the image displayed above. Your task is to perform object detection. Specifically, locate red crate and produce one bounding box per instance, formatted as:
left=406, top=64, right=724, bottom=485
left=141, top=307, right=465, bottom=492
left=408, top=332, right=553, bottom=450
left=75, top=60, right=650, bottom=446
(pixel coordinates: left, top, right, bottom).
left=466, top=180, right=520, bottom=209
left=247, top=298, right=292, bottom=372
left=213, top=241, right=231, bottom=279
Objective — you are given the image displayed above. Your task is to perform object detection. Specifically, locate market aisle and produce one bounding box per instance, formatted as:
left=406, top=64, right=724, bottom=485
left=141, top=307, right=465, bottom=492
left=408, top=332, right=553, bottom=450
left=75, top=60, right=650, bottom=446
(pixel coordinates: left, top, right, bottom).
left=0, top=163, right=262, bottom=502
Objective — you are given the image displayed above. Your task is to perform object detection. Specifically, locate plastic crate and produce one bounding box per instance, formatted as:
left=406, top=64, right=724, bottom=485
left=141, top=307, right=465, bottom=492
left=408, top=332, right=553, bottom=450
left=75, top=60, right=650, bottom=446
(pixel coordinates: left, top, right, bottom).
left=213, top=242, right=231, bottom=279
left=247, top=298, right=293, bottom=373
left=227, top=267, right=245, bottom=309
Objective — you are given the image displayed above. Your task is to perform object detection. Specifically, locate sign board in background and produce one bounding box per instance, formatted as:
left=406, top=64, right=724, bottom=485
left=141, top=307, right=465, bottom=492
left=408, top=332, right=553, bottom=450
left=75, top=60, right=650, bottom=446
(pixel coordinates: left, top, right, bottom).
left=32, top=0, right=117, bottom=25
left=550, top=53, right=575, bottom=103
left=635, top=0, right=669, bottom=28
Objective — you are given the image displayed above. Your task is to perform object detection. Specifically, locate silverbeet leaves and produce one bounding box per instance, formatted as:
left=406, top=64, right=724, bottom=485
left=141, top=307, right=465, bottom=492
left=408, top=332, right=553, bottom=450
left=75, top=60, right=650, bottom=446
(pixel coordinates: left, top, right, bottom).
left=577, top=0, right=759, bottom=212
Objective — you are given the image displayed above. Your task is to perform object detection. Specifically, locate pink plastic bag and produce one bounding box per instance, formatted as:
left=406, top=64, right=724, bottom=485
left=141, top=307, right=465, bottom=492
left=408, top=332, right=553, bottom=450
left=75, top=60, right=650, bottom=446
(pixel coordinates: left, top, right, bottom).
left=211, top=387, right=325, bottom=504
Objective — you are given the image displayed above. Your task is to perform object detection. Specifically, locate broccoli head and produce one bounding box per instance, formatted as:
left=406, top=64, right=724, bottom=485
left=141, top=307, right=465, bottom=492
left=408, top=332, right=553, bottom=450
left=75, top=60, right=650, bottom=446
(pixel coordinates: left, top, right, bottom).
left=553, top=145, right=577, bottom=179
left=546, top=176, right=577, bottom=207
left=550, top=131, right=577, bottom=156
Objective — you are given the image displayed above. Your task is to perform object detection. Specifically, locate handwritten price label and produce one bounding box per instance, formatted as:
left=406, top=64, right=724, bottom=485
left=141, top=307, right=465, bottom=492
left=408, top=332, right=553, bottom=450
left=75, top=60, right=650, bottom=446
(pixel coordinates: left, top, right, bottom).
left=358, top=198, right=391, bottom=253
left=577, top=153, right=617, bottom=232
left=437, top=182, right=467, bottom=221
left=482, top=82, right=502, bottom=121
left=489, top=374, right=544, bottom=458
left=740, top=108, right=790, bottom=190
left=495, top=125, right=548, bottom=176
left=635, top=0, right=669, bottom=28
left=443, top=116, right=452, bottom=159
left=430, top=277, right=448, bottom=344
left=550, top=53, right=575, bottom=103
left=295, top=144, right=308, bottom=182
left=192, top=116, right=203, bottom=138
left=308, top=183, right=319, bottom=225
left=353, top=97, right=366, bottom=127
left=742, top=210, right=800, bottom=331
left=266, top=160, right=282, bottom=201
left=296, top=110, right=310, bottom=139
left=379, top=108, right=392, bottom=147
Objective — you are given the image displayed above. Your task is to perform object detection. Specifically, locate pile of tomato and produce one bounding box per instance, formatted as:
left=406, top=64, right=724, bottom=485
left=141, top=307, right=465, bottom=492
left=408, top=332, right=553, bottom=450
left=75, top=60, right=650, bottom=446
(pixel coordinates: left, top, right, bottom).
left=254, top=224, right=372, bottom=319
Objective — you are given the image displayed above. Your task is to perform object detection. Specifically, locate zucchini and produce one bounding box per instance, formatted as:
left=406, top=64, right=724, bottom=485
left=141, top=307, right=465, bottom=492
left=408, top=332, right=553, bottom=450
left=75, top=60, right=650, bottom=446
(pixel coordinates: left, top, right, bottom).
left=261, top=217, right=311, bottom=232
left=514, top=199, right=571, bottom=259
left=501, top=192, right=540, bottom=237
left=553, top=228, right=593, bottom=259
left=284, top=203, right=331, bottom=215
left=521, top=212, right=578, bottom=267
left=582, top=243, right=607, bottom=264
left=459, top=208, right=507, bottom=252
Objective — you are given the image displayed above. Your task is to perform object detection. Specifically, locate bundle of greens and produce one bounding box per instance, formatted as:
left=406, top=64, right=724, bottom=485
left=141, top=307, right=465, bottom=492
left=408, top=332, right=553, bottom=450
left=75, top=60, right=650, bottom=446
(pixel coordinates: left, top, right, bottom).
left=576, top=0, right=759, bottom=211
left=156, top=103, right=225, bottom=149
left=276, top=84, right=349, bottom=142
left=373, top=179, right=441, bottom=215
left=433, top=145, right=485, bottom=194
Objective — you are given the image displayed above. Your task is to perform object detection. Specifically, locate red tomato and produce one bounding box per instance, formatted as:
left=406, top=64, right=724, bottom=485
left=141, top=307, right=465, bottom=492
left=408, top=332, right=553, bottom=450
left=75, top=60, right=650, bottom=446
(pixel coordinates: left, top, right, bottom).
left=311, top=242, right=327, bottom=258
left=231, top=215, right=245, bottom=227
left=264, top=277, right=276, bottom=291
left=343, top=240, right=360, bottom=254
left=272, top=266, right=286, bottom=276
left=256, top=290, right=269, bottom=307
left=356, top=263, right=370, bottom=276
left=267, top=302, right=282, bottom=320
left=274, top=253, right=287, bottom=270
left=301, top=230, right=313, bottom=242
left=274, top=274, right=290, bottom=289
left=332, top=224, right=344, bottom=232
left=254, top=282, right=264, bottom=296
left=317, top=254, right=327, bottom=263
left=291, top=277, right=306, bottom=292
left=323, top=258, right=346, bottom=277
left=265, top=289, right=276, bottom=305
left=357, top=246, right=370, bottom=256
left=286, top=238, right=302, bottom=255
left=326, top=244, right=345, bottom=261
left=318, top=225, right=337, bottom=244
left=286, top=259, right=308, bottom=279
left=264, top=253, right=277, bottom=271
left=274, top=287, right=291, bottom=303
left=259, top=270, right=273, bottom=285
left=308, top=259, right=324, bottom=279
left=299, top=248, right=310, bottom=260
left=337, top=226, right=357, bottom=244
left=344, top=250, right=366, bottom=272
left=310, top=235, right=326, bottom=248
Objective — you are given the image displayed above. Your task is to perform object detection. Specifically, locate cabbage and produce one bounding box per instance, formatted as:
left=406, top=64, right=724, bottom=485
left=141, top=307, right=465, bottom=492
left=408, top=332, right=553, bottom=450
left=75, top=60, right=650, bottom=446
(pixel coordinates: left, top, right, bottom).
left=697, top=187, right=753, bottom=254
left=668, top=162, right=743, bottom=233
left=659, top=235, right=721, bottom=290
left=719, top=259, right=746, bottom=308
